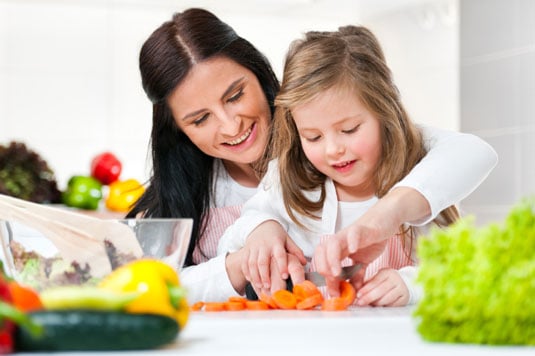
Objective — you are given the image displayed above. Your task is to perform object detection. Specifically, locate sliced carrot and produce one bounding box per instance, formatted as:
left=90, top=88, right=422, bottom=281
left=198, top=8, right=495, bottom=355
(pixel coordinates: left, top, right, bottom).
left=204, top=302, right=227, bottom=312
left=296, top=293, right=324, bottom=310
left=8, top=281, right=43, bottom=311
left=226, top=301, right=246, bottom=311
left=190, top=301, right=205, bottom=311
left=321, top=297, right=347, bottom=311
left=272, top=289, right=297, bottom=309
left=259, top=293, right=278, bottom=309
left=293, top=280, right=321, bottom=302
left=339, top=280, right=356, bottom=308
left=228, top=296, right=248, bottom=303
left=245, top=300, right=270, bottom=310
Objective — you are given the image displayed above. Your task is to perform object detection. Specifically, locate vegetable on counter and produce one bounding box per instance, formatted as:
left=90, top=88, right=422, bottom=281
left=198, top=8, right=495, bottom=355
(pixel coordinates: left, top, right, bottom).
left=61, top=175, right=102, bottom=210
left=192, top=279, right=356, bottom=312
left=90, top=151, right=122, bottom=185
left=15, top=310, right=179, bottom=352
left=98, top=259, right=189, bottom=329
left=39, top=286, right=139, bottom=311
left=0, top=141, right=61, bottom=203
left=7, top=281, right=43, bottom=312
left=105, top=178, right=145, bottom=213
left=414, top=197, right=535, bottom=346
left=11, top=258, right=188, bottom=352
left=0, top=262, right=43, bottom=354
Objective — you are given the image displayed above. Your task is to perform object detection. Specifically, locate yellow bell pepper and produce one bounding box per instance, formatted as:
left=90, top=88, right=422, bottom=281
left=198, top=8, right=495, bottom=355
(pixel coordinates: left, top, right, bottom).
left=98, top=259, right=189, bottom=329
left=105, top=178, right=145, bottom=212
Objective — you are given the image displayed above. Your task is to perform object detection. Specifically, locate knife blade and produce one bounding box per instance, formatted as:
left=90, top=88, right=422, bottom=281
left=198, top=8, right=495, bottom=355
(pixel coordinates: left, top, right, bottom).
left=304, top=264, right=362, bottom=287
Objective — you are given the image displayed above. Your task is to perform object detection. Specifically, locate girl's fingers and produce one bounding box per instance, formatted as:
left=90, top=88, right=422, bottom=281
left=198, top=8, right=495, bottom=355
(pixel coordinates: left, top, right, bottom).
left=272, top=244, right=289, bottom=281
left=356, top=272, right=392, bottom=306
left=269, top=258, right=287, bottom=294
left=257, top=248, right=272, bottom=289
left=370, top=286, right=406, bottom=307
left=248, top=249, right=264, bottom=289
left=240, top=249, right=251, bottom=282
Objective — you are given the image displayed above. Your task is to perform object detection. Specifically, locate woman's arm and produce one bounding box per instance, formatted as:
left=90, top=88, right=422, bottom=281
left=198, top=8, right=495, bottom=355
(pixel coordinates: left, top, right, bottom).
left=394, top=125, right=498, bottom=225
left=180, top=254, right=243, bottom=303
left=314, top=127, right=498, bottom=293
left=217, top=160, right=306, bottom=295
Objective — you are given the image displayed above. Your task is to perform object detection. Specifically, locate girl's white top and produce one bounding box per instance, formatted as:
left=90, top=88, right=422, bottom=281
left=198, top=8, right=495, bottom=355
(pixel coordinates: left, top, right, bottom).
left=181, top=126, right=498, bottom=303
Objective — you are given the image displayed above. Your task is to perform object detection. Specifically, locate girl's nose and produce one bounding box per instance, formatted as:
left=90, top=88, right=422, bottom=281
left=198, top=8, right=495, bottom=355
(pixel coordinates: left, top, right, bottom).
left=326, top=138, right=345, bottom=157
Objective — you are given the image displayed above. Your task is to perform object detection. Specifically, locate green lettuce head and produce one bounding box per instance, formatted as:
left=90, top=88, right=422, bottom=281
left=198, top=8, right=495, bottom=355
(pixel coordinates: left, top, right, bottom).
left=413, top=197, right=535, bottom=345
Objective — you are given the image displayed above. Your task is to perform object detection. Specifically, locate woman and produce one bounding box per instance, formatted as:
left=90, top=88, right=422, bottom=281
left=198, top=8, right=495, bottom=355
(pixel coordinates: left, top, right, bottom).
left=128, top=8, right=497, bottom=302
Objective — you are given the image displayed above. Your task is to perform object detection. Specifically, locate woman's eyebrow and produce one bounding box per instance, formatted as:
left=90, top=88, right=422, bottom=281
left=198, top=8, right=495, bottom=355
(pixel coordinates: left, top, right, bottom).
left=181, top=77, right=246, bottom=122
left=220, top=77, right=245, bottom=100
left=182, top=108, right=206, bottom=122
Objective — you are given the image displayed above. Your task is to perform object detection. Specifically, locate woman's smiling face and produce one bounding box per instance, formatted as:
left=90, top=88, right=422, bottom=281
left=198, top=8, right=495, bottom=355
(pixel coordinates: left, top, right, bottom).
left=168, top=56, right=271, bottom=166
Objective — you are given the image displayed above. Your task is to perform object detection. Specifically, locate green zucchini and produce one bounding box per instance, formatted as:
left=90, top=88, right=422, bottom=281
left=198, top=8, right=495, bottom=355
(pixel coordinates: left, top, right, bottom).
left=15, top=309, right=179, bottom=351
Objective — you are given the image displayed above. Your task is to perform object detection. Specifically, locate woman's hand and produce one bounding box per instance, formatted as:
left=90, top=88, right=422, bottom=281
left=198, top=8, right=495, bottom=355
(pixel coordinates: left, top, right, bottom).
left=355, top=268, right=410, bottom=307
left=240, top=220, right=306, bottom=295
left=313, top=187, right=430, bottom=297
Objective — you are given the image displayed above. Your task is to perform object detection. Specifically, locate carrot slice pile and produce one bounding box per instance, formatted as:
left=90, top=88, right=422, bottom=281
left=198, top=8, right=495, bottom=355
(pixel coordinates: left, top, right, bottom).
left=191, top=279, right=355, bottom=312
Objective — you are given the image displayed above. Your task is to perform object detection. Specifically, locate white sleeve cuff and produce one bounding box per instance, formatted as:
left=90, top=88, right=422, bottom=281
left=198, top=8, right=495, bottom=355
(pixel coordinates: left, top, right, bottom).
left=397, top=266, right=423, bottom=305
left=180, top=254, right=239, bottom=303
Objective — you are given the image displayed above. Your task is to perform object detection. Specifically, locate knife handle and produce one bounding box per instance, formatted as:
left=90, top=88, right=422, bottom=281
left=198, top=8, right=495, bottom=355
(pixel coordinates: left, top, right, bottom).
left=244, top=278, right=294, bottom=300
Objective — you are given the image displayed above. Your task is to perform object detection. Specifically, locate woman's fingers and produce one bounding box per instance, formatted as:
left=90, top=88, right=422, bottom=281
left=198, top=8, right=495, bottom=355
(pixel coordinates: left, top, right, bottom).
left=285, top=237, right=307, bottom=265
left=287, top=253, right=305, bottom=286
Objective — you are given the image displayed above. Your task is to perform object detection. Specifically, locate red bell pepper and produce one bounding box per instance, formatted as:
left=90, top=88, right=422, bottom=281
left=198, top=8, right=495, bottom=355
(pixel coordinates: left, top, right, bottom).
left=90, top=152, right=122, bottom=185
left=0, top=263, right=43, bottom=353
left=0, top=272, right=14, bottom=354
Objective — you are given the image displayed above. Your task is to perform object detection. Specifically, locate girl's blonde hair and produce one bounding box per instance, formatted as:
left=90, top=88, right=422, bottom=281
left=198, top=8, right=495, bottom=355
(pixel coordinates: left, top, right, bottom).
left=270, top=25, right=458, bottom=242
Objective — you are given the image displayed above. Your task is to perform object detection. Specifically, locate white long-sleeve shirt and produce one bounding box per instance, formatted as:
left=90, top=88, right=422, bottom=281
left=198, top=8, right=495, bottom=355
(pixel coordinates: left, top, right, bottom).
left=181, top=126, right=498, bottom=303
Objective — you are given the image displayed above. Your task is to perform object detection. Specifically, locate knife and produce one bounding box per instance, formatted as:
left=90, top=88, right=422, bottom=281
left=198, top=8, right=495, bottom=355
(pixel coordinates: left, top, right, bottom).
left=244, top=264, right=362, bottom=300
left=304, top=264, right=362, bottom=287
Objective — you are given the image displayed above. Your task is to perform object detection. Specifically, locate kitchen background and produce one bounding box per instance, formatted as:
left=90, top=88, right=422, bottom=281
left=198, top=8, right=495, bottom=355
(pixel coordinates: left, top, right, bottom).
left=0, top=0, right=533, bottom=225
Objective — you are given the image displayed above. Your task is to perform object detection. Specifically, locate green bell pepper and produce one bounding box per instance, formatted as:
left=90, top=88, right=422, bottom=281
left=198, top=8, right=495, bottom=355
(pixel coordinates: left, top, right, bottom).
left=62, top=175, right=103, bottom=210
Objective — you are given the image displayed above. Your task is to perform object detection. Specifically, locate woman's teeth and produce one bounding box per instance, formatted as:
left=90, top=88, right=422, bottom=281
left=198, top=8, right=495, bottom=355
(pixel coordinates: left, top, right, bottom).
left=226, top=127, right=252, bottom=146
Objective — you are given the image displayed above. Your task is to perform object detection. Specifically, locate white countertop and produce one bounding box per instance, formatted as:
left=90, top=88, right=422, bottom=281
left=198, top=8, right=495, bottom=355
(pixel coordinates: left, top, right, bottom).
left=16, top=306, right=533, bottom=355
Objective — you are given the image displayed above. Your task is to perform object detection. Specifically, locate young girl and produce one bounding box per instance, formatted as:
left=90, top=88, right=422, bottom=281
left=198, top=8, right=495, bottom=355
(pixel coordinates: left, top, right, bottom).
left=217, top=26, right=493, bottom=306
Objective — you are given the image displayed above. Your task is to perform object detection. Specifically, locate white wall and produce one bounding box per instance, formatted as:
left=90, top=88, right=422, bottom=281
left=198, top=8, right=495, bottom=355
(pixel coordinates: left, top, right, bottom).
left=459, top=0, right=535, bottom=224
left=0, top=0, right=458, bottom=192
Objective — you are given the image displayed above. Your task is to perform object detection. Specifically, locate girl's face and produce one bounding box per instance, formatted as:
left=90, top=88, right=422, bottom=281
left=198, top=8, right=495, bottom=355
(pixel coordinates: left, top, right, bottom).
left=291, top=86, right=382, bottom=201
left=168, top=56, right=271, bottom=167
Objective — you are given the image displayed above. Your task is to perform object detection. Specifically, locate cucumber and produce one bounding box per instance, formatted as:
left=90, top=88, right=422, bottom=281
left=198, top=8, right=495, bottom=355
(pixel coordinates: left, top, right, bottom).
left=15, top=310, right=179, bottom=351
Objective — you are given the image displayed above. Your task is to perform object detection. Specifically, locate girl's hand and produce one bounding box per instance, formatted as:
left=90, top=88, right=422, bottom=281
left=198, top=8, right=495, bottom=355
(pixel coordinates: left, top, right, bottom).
left=241, top=220, right=306, bottom=295
left=257, top=252, right=306, bottom=296
left=355, top=268, right=410, bottom=307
